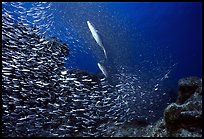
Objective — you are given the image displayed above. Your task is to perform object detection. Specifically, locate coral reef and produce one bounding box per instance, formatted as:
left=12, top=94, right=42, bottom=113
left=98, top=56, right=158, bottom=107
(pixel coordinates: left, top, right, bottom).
left=176, top=76, right=202, bottom=104
left=149, top=76, right=202, bottom=137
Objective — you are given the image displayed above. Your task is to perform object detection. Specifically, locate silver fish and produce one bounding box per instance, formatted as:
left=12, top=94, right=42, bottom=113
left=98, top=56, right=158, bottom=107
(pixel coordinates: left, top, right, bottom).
left=97, top=62, right=108, bottom=78
left=87, top=21, right=107, bottom=59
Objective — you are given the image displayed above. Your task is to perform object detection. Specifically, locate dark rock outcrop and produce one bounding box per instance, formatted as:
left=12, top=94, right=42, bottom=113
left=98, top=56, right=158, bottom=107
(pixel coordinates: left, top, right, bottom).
left=151, top=76, right=202, bottom=137
left=176, top=76, right=202, bottom=104
left=164, top=94, right=202, bottom=131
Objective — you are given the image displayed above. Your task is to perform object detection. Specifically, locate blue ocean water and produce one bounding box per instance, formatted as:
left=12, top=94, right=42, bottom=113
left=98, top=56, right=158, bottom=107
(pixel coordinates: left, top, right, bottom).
left=2, top=1, right=202, bottom=125
left=3, top=2, right=202, bottom=78
left=59, top=2, right=202, bottom=94
left=62, top=2, right=202, bottom=82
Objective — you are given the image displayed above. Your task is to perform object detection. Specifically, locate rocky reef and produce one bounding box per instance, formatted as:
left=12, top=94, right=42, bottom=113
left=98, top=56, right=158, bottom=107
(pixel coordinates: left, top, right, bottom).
left=109, top=76, right=202, bottom=137
left=151, top=76, right=202, bottom=137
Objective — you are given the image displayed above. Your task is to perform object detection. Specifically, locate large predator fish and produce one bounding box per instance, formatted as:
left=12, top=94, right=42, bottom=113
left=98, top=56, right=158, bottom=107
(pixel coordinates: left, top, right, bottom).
left=97, top=62, right=108, bottom=78
left=87, top=21, right=107, bottom=59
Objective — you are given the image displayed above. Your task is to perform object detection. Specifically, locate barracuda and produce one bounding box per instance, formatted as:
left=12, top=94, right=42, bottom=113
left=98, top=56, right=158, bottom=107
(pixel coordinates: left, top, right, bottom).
left=87, top=21, right=107, bottom=59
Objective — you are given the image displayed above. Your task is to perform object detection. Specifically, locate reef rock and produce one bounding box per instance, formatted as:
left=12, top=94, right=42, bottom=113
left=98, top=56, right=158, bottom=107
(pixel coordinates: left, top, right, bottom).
left=150, top=76, right=202, bottom=137
left=176, top=76, right=202, bottom=104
